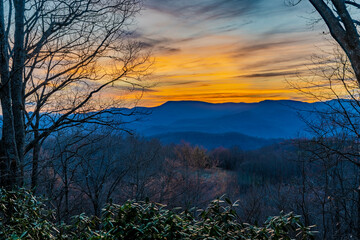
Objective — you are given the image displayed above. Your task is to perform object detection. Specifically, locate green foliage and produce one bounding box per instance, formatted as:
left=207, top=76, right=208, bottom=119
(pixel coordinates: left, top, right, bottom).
left=0, top=188, right=58, bottom=239
left=0, top=189, right=316, bottom=239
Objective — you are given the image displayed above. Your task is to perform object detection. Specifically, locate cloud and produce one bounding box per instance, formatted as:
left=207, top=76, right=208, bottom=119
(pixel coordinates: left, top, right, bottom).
left=239, top=71, right=300, bottom=78
left=130, top=35, right=183, bottom=54
left=154, top=92, right=282, bottom=100
left=241, top=60, right=306, bottom=72
left=115, top=86, right=158, bottom=92
left=133, top=0, right=324, bottom=106
left=156, top=80, right=201, bottom=87
left=145, top=0, right=264, bottom=21
left=140, top=40, right=181, bottom=53
left=194, top=0, right=264, bottom=20
left=234, top=40, right=301, bottom=58
left=157, top=46, right=181, bottom=54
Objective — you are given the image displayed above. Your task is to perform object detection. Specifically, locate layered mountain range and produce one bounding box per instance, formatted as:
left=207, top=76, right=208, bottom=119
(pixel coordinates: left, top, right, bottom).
left=126, top=100, right=320, bottom=149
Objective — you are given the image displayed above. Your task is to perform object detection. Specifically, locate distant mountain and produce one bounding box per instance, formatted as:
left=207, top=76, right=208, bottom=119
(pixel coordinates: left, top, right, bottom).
left=152, top=131, right=282, bottom=150
left=17, top=99, right=325, bottom=150
left=128, top=100, right=317, bottom=139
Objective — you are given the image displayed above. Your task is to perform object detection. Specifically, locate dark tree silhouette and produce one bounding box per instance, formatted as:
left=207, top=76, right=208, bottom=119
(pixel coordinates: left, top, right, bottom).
left=292, top=0, right=360, bottom=84
left=0, top=0, right=149, bottom=188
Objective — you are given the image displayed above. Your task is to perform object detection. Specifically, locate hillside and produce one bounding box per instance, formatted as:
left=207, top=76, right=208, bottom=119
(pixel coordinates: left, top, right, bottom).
left=152, top=131, right=281, bottom=150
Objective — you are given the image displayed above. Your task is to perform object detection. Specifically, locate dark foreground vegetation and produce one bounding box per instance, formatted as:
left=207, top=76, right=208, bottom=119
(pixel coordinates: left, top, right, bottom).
left=0, top=188, right=315, bottom=239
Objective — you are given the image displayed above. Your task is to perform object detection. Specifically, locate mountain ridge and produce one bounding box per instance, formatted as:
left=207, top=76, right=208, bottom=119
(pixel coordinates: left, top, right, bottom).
left=126, top=99, right=318, bottom=142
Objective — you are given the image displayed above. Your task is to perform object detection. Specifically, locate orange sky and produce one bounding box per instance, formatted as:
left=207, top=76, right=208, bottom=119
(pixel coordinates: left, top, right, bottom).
left=115, top=0, right=332, bottom=107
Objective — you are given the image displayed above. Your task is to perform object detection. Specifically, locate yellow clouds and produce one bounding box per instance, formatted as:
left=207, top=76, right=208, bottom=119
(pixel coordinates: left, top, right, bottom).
left=128, top=0, right=333, bottom=107
left=137, top=31, right=326, bottom=107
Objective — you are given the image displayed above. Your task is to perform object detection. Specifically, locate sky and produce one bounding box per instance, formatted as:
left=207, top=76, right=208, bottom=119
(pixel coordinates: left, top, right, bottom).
left=123, top=0, right=330, bottom=107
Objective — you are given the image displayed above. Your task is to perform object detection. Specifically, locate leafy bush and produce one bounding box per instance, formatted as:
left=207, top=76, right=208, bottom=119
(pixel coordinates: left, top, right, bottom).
left=0, top=189, right=316, bottom=239
left=0, top=188, right=58, bottom=239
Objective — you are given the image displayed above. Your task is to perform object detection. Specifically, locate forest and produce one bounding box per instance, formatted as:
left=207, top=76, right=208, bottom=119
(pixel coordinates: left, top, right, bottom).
left=21, top=128, right=359, bottom=239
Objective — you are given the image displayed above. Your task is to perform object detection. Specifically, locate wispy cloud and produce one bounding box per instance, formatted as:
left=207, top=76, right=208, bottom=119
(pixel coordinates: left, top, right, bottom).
left=115, top=86, right=158, bottom=92
left=239, top=71, right=300, bottom=79
left=145, top=0, right=264, bottom=20
left=234, top=40, right=302, bottom=58
left=157, top=80, right=201, bottom=87
left=130, top=0, right=328, bottom=106
left=148, top=92, right=285, bottom=101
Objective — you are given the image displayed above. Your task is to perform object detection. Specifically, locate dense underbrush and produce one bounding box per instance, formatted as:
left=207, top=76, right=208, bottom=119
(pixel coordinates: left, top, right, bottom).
left=0, top=189, right=316, bottom=239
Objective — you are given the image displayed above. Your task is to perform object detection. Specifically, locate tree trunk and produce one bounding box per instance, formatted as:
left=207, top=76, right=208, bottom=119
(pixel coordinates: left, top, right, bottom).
left=31, top=112, right=40, bottom=191
left=12, top=0, right=26, bottom=185
left=0, top=0, right=19, bottom=189
left=31, top=140, right=40, bottom=191
left=308, top=0, right=360, bottom=85
left=346, top=50, right=360, bottom=86
left=63, top=155, right=70, bottom=223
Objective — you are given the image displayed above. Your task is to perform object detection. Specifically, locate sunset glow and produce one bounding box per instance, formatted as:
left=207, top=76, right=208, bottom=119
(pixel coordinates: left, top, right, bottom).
left=128, top=0, right=330, bottom=107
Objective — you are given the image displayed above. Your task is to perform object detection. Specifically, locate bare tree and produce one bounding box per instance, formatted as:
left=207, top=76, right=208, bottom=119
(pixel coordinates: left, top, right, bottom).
left=0, top=0, right=150, bottom=188
left=289, top=47, right=360, bottom=238
left=286, top=1, right=360, bottom=235
left=74, top=133, right=130, bottom=217
left=119, top=135, right=163, bottom=202
left=292, top=0, right=360, bottom=84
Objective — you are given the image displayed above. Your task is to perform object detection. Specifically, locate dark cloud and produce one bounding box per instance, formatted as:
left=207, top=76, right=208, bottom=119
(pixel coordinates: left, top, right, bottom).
left=145, top=0, right=264, bottom=21
left=239, top=71, right=300, bottom=78
left=139, top=41, right=154, bottom=49
left=195, top=0, right=264, bottom=20
left=133, top=36, right=182, bottom=53
left=241, top=60, right=306, bottom=72
left=234, top=40, right=301, bottom=58
left=298, top=83, right=332, bottom=89
left=139, top=40, right=181, bottom=53
left=157, top=80, right=201, bottom=86
left=138, top=37, right=172, bottom=48
left=115, top=86, right=158, bottom=92
left=157, top=46, right=181, bottom=54
left=262, top=26, right=304, bottom=37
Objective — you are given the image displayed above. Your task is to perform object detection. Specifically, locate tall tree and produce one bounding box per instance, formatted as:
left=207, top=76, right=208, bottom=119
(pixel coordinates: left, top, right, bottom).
left=289, top=1, right=360, bottom=237
left=0, top=0, right=148, bottom=188
left=293, top=0, right=360, bottom=84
